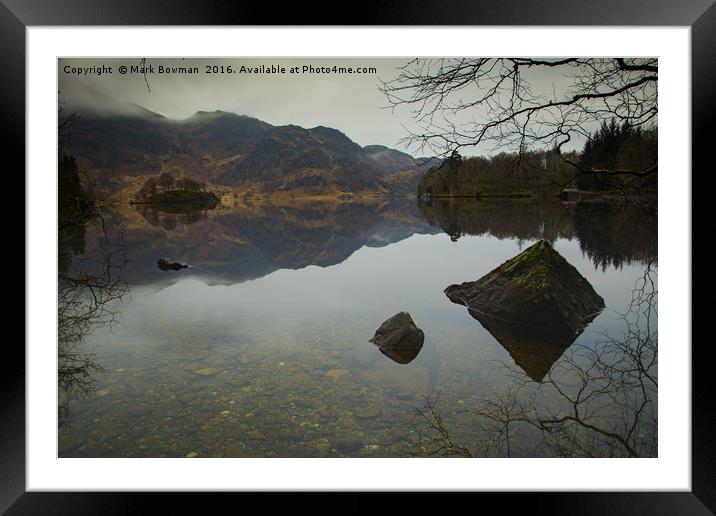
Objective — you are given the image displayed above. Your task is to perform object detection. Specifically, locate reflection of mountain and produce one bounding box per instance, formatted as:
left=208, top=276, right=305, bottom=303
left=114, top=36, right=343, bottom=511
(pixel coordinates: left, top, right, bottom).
left=468, top=309, right=595, bottom=382
left=82, top=198, right=441, bottom=286
left=65, top=104, right=428, bottom=196
left=419, top=198, right=657, bottom=268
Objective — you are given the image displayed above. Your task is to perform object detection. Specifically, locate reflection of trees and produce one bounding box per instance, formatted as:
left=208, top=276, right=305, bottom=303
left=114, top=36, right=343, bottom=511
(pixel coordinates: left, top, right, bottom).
left=419, top=198, right=575, bottom=243
left=134, top=203, right=212, bottom=230
left=410, top=260, right=657, bottom=458
left=418, top=198, right=657, bottom=270
left=575, top=202, right=657, bottom=270
left=58, top=115, right=128, bottom=427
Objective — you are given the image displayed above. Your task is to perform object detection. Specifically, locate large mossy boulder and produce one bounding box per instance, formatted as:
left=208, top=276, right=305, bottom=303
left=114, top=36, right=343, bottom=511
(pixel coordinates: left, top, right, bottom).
left=445, top=240, right=604, bottom=337
left=369, top=312, right=425, bottom=364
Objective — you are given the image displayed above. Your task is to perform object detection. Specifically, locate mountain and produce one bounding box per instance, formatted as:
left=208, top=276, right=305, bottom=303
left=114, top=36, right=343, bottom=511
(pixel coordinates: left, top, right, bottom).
left=63, top=103, right=431, bottom=197
left=364, top=145, right=419, bottom=174
left=66, top=108, right=271, bottom=179
left=176, top=110, right=273, bottom=159
left=215, top=125, right=388, bottom=195
left=67, top=107, right=181, bottom=175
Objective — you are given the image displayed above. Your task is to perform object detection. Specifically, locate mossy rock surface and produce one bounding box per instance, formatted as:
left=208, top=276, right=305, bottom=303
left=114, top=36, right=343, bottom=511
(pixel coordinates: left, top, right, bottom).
left=445, top=240, right=604, bottom=336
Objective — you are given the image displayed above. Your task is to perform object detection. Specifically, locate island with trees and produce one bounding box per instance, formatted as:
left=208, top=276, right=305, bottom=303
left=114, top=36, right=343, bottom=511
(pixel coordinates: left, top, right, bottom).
left=130, top=173, right=219, bottom=207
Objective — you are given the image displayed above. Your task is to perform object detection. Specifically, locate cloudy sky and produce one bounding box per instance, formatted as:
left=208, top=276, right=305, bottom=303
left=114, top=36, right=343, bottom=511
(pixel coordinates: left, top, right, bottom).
left=59, top=57, right=577, bottom=155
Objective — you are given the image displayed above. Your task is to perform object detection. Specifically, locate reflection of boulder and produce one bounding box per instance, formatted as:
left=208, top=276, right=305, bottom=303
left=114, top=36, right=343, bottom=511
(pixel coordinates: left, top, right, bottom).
left=445, top=240, right=604, bottom=336
left=467, top=309, right=593, bottom=381
left=369, top=312, right=424, bottom=364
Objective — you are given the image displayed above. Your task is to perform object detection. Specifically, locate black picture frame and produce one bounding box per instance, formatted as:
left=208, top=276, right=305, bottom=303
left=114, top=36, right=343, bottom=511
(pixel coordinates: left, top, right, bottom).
left=7, top=0, right=710, bottom=512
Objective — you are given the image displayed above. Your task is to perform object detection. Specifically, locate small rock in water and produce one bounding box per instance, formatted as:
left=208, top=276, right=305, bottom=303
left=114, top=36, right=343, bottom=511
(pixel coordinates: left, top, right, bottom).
left=311, top=438, right=331, bottom=454
left=355, top=404, right=382, bottom=419
left=325, top=369, right=350, bottom=379
left=157, top=258, right=190, bottom=271
left=247, top=430, right=264, bottom=440
left=369, top=312, right=425, bottom=364
left=192, top=367, right=221, bottom=376
left=336, top=439, right=363, bottom=454
left=359, top=364, right=430, bottom=396
left=294, top=398, right=316, bottom=409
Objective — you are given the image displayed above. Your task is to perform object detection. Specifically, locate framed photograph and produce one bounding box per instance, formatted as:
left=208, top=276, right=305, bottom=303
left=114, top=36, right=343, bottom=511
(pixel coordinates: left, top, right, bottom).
left=8, top=0, right=710, bottom=511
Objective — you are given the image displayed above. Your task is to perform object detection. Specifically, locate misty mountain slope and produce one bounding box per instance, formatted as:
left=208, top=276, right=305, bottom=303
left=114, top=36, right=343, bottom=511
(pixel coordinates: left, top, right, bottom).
left=364, top=145, right=419, bottom=174
left=215, top=125, right=390, bottom=193
left=64, top=102, right=433, bottom=195
left=67, top=110, right=182, bottom=174
left=175, top=110, right=273, bottom=159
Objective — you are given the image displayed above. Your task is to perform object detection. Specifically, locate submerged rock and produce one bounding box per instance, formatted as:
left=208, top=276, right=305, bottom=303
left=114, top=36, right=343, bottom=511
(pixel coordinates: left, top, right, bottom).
left=445, top=240, right=604, bottom=337
left=359, top=364, right=430, bottom=396
left=157, top=257, right=190, bottom=271
left=325, top=368, right=350, bottom=379
left=369, top=312, right=425, bottom=364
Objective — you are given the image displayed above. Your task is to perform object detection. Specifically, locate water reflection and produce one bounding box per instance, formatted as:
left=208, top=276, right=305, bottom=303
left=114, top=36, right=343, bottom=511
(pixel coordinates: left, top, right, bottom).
left=418, top=198, right=657, bottom=270
left=58, top=155, right=128, bottom=428
left=412, top=258, right=657, bottom=457
left=93, top=198, right=441, bottom=285
left=465, top=312, right=591, bottom=382
left=85, top=197, right=660, bottom=289
left=135, top=201, right=217, bottom=230
left=58, top=195, right=657, bottom=457
left=376, top=344, right=423, bottom=365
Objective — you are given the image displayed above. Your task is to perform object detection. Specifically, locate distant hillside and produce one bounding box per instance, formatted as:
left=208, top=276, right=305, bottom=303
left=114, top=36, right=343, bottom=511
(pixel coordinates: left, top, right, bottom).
left=176, top=110, right=273, bottom=159
left=215, top=125, right=390, bottom=195
left=364, top=145, right=418, bottom=174
left=64, top=103, right=431, bottom=197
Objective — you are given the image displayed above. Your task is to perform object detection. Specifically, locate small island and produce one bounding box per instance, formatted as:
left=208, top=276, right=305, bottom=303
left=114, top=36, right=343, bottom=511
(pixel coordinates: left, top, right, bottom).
left=130, top=173, right=219, bottom=206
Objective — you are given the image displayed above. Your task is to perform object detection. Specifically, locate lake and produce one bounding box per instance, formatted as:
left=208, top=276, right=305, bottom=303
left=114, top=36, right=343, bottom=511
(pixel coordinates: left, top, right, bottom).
left=58, top=198, right=657, bottom=458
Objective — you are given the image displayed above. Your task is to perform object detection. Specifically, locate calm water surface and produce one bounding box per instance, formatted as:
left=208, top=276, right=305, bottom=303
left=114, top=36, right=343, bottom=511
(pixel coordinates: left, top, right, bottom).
left=59, top=199, right=657, bottom=457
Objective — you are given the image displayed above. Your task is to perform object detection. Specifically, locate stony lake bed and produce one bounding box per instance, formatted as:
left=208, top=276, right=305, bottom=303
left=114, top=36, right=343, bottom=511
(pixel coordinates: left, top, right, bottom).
left=59, top=199, right=657, bottom=458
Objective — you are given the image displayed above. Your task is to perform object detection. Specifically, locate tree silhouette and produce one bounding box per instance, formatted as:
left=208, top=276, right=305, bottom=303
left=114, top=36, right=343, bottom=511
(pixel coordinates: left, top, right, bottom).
left=380, top=58, right=658, bottom=184
left=58, top=107, right=129, bottom=428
